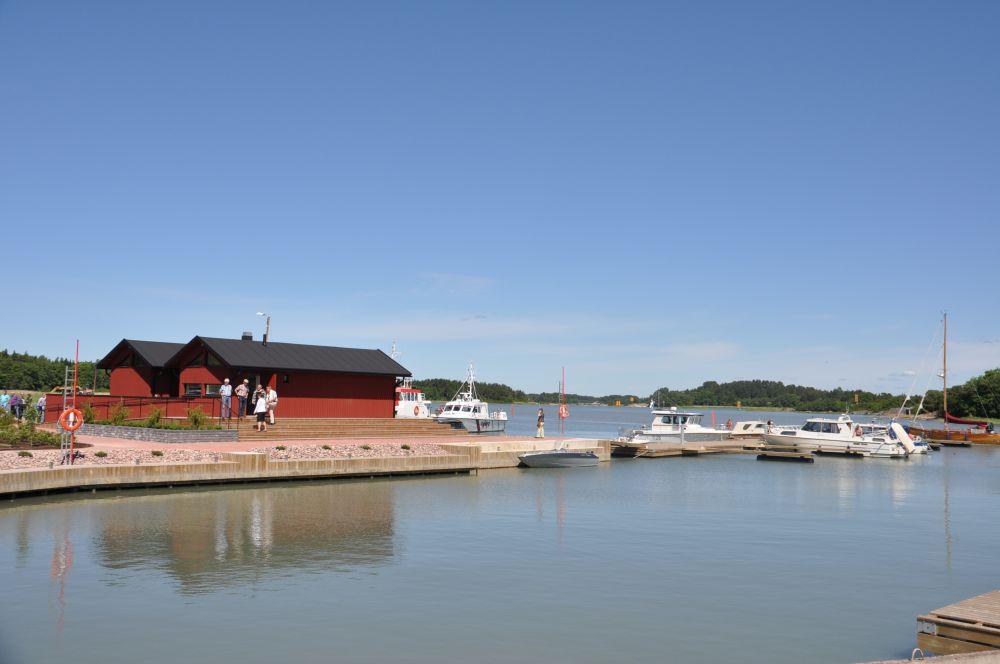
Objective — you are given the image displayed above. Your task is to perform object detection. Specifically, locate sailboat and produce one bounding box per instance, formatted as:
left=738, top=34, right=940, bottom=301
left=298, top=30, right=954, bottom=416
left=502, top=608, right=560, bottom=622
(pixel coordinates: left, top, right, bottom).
left=906, top=314, right=1000, bottom=445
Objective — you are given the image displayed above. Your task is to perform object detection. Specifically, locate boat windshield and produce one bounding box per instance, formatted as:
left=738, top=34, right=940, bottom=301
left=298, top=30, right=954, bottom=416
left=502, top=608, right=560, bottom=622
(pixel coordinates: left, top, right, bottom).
left=802, top=421, right=823, bottom=432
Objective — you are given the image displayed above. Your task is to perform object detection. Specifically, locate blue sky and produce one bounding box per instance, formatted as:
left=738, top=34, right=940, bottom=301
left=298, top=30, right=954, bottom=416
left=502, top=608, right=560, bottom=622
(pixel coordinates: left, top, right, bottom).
left=1, top=1, right=998, bottom=395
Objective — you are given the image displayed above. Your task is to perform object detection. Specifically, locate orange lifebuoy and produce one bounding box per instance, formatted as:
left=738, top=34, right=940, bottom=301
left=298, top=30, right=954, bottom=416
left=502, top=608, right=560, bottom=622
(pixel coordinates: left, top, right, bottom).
left=59, top=408, right=84, bottom=431
left=413, top=405, right=420, bottom=416
left=558, top=404, right=569, bottom=418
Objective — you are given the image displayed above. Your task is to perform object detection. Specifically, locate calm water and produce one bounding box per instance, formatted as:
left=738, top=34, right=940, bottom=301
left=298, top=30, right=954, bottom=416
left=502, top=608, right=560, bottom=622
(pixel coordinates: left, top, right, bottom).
left=2, top=409, right=998, bottom=663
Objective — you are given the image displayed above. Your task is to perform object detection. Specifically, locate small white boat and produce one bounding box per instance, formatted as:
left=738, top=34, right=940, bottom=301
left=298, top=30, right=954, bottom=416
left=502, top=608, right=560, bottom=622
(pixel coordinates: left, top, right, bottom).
left=519, top=449, right=599, bottom=468
left=619, top=407, right=731, bottom=444
left=394, top=377, right=432, bottom=419
left=763, top=416, right=913, bottom=458
left=730, top=420, right=770, bottom=438
left=434, top=363, right=508, bottom=434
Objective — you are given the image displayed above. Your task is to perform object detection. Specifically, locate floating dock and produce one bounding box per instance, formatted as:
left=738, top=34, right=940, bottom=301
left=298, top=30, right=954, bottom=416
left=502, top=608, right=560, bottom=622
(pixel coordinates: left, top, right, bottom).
left=917, top=590, right=1000, bottom=655
left=611, top=439, right=763, bottom=458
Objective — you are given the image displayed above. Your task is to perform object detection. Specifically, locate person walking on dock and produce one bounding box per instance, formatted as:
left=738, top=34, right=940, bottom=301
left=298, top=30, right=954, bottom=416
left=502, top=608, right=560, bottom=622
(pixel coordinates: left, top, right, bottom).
left=253, top=388, right=268, bottom=432
left=219, top=378, right=233, bottom=419
left=536, top=407, right=545, bottom=438
left=266, top=386, right=278, bottom=425
left=235, top=380, right=249, bottom=420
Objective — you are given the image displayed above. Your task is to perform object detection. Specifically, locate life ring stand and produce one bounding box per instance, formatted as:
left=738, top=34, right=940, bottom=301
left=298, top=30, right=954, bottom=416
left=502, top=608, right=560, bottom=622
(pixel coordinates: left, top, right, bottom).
left=59, top=408, right=84, bottom=432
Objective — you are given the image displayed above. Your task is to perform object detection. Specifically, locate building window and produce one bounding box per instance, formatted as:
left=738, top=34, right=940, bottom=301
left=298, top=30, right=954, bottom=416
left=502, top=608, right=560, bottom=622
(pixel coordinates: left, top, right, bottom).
left=282, top=374, right=289, bottom=384
left=206, top=354, right=222, bottom=367
left=185, top=353, right=204, bottom=368
left=184, top=383, right=203, bottom=396
left=204, top=384, right=221, bottom=396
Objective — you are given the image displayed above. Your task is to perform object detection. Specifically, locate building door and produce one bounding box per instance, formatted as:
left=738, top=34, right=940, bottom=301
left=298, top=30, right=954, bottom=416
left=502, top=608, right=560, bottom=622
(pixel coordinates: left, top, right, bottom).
left=237, top=372, right=261, bottom=415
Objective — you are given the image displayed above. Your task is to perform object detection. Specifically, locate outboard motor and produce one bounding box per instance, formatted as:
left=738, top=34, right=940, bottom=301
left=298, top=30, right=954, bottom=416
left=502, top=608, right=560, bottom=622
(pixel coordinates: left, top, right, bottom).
left=889, top=423, right=916, bottom=454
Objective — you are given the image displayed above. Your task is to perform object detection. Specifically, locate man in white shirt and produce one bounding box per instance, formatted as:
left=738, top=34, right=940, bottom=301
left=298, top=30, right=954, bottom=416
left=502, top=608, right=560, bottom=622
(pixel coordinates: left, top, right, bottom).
left=266, top=386, right=278, bottom=425
left=219, top=378, right=233, bottom=419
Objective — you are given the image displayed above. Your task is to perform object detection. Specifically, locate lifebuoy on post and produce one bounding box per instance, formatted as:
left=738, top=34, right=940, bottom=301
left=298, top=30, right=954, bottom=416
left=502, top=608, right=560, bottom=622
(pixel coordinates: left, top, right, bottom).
left=413, top=405, right=420, bottom=416
left=59, top=408, right=84, bottom=431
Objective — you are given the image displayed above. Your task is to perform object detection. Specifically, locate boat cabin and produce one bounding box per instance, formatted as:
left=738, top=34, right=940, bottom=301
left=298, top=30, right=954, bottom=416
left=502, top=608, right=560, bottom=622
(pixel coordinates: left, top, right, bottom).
left=799, top=417, right=854, bottom=435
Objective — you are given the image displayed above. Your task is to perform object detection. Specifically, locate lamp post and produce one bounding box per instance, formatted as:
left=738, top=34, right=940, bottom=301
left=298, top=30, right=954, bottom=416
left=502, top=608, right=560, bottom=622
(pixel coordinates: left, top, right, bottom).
left=256, top=312, right=270, bottom=345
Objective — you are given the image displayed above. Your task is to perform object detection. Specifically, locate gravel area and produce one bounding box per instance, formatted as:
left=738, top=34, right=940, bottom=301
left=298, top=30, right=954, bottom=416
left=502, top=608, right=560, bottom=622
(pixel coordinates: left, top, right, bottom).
left=247, top=442, right=450, bottom=460
left=0, top=448, right=217, bottom=471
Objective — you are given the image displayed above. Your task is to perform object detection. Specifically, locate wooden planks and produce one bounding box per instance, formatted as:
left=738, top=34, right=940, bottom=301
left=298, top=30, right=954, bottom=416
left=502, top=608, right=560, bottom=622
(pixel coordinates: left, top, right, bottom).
left=917, top=590, right=1000, bottom=655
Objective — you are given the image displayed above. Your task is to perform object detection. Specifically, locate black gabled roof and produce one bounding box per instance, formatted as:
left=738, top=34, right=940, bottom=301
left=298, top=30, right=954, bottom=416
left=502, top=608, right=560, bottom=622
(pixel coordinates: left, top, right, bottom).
left=97, top=339, right=186, bottom=369
left=168, top=336, right=411, bottom=377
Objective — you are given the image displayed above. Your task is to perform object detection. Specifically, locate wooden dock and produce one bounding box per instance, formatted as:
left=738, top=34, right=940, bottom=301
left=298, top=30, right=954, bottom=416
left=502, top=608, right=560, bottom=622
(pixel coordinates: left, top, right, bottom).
left=917, top=590, right=1000, bottom=655
left=757, top=450, right=814, bottom=463
left=611, top=439, right=763, bottom=458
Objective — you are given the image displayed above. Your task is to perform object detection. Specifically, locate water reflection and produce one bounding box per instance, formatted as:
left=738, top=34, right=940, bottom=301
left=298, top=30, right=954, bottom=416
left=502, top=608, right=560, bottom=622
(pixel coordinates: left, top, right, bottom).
left=90, top=481, right=398, bottom=593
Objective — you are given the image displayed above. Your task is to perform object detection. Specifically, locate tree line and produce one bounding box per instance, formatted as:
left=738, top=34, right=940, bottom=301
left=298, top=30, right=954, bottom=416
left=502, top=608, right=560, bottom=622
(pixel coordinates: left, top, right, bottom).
left=416, top=370, right=1000, bottom=417
left=0, top=350, right=109, bottom=393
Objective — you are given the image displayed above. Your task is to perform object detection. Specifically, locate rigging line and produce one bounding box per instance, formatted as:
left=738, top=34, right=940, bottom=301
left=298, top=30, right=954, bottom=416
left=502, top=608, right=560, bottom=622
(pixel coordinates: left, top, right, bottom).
left=902, top=320, right=944, bottom=421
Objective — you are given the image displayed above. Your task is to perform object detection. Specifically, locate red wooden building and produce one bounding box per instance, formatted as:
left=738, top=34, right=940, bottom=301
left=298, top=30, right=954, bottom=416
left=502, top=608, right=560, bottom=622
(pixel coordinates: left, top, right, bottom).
left=94, top=334, right=410, bottom=418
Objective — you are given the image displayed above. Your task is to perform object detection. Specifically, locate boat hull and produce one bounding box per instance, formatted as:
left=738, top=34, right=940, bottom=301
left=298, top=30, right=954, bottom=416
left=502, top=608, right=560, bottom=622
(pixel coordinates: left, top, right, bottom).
left=762, top=434, right=907, bottom=458
left=627, top=431, right=730, bottom=444
left=437, top=417, right=507, bottom=434
left=906, top=425, right=1000, bottom=445
left=519, top=451, right=599, bottom=468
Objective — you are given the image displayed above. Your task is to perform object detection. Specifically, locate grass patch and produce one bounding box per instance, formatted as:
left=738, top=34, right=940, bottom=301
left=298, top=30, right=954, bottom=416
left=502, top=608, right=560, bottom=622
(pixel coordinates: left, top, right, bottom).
left=360, top=444, right=372, bottom=450
left=275, top=445, right=287, bottom=451
left=17, top=450, right=33, bottom=458
left=94, top=450, right=108, bottom=458
left=401, top=444, right=411, bottom=450
left=321, top=444, right=331, bottom=450
left=150, top=450, right=163, bottom=457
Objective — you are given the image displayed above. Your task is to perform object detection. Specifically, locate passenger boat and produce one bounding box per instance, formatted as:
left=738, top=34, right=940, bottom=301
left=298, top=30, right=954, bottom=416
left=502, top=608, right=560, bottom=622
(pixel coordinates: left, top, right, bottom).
left=762, top=416, right=913, bottom=458
left=858, top=421, right=930, bottom=454
left=434, top=363, right=508, bottom=434
left=394, top=377, right=432, bottom=419
left=518, top=449, right=599, bottom=468
left=906, top=314, right=1000, bottom=445
left=618, top=407, right=731, bottom=445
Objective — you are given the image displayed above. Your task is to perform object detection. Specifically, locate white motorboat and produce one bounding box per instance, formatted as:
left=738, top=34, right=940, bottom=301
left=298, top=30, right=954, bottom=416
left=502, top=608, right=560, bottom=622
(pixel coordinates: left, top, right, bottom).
left=434, top=363, right=508, bottom=434
left=730, top=420, right=770, bottom=438
left=857, top=421, right=930, bottom=454
left=763, top=416, right=913, bottom=458
left=619, top=407, right=731, bottom=444
left=394, top=377, right=432, bottom=419
left=518, top=449, right=599, bottom=468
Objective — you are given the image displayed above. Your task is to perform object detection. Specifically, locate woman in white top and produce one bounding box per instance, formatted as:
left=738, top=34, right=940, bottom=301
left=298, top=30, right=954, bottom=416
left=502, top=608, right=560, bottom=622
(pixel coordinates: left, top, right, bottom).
left=254, top=388, right=268, bottom=432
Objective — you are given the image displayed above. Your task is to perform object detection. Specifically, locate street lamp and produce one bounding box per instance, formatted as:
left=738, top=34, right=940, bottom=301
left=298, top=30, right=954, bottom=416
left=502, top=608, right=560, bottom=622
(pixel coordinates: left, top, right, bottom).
left=256, top=312, right=270, bottom=345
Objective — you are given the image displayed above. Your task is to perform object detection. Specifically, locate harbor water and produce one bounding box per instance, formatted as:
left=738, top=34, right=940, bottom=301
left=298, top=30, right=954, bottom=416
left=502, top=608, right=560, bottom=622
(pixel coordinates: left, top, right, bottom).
left=1, top=406, right=998, bottom=663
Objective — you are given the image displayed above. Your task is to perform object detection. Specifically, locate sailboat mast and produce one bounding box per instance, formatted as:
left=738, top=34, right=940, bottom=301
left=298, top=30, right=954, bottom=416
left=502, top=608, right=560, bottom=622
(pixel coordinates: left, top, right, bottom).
left=943, top=312, right=948, bottom=427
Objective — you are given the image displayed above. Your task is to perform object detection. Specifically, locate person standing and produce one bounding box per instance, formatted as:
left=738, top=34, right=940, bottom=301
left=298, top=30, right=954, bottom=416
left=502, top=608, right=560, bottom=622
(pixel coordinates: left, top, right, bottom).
left=253, top=388, right=268, bottom=432
left=10, top=393, right=24, bottom=421
left=0, top=390, right=9, bottom=413
left=266, top=386, right=278, bottom=425
left=219, top=378, right=233, bottom=419
left=235, top=379, right=249, bottom=420
left=36, top=393, right=47, bottom=423
left=536, top=407, right=545, bottom=438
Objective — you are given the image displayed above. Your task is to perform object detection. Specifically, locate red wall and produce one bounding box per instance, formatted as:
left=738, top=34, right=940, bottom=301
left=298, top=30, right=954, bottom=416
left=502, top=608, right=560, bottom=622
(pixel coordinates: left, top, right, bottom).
left=109, top=367, right=155, bottom=397
left=48, top=371, right=397, bottom=421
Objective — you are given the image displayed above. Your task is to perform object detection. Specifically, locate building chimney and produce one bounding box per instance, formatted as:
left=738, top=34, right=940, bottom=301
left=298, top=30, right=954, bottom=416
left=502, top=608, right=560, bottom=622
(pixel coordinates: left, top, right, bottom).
left=241, top=331, right=253, bottom=341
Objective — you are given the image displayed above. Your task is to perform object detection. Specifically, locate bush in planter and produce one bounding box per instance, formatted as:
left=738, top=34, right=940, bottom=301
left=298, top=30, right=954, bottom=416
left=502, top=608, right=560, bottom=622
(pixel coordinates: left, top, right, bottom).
left=110, top=405, right=130, bottom=425
left=401, top=444, right=411, bottom=450
left=275, top=445, right=287, bottom=451
left=321, top=445, right=332, bottom=450
left=83, top=404, right=96, bottom=423
left=360, top=444, right=372, bottom=451
left=94, top=451, right=108, bottom=458
left=186, top=407, right=208, bottom=430
left=150, top=450, right=164, bottom=457
left=18, top=450, right=32, bottom=458
left=144, top=408, right=163, bottom=428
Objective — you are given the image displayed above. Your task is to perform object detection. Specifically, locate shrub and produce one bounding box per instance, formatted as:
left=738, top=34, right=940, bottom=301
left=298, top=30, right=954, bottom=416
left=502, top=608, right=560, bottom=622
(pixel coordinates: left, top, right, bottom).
left=401, top=444, right=411, bottom=450
left=83, top=404, right=96, bottom=423
left=144, top=408, right=162, bottom=428
left=361, top=444, right=372, bottom=450
left=321, top=444, right=332, bottom=450
left=0, top=412, right=15, bottom=428
left=275, top=445, right=287, bottom=451
left=110, top=404, right=130, bottom=425
left=18, top=450, right=32, bottom=458
left=94, top=451, right=108, bottom=458
left=186, top=407, right=207, bottom=430
left=150, top=450, right=164, bottom=457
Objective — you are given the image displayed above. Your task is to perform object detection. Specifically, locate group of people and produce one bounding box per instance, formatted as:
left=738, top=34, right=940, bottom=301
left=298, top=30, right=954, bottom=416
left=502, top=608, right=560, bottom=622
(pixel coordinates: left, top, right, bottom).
left=217, top=379, right=278, bottom=432
left=1, top=390, right=46, bottom=423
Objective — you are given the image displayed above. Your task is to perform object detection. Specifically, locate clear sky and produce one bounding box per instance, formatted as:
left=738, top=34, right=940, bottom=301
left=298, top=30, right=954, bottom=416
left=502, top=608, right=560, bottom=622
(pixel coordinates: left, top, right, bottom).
left=1, top=1, right=998, bottom=396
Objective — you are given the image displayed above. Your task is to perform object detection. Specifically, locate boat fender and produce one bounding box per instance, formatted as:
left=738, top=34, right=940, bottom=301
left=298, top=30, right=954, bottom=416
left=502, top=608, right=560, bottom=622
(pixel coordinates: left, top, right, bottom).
left=414, top=405, right=420, bottom=416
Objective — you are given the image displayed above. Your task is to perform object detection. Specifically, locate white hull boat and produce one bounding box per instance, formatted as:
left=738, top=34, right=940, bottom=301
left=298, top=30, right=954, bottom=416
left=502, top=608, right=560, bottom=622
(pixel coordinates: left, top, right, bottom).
left=434, top=363, right=508, bottom=434
left=619, top=407, right=731, bottom=445
left=763, top=416, right=914, bottom=458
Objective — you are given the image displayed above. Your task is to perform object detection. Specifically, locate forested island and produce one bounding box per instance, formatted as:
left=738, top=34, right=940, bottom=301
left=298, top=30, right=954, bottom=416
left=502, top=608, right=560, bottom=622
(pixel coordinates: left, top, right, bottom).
left=1, top=349, right=997, bottom=418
